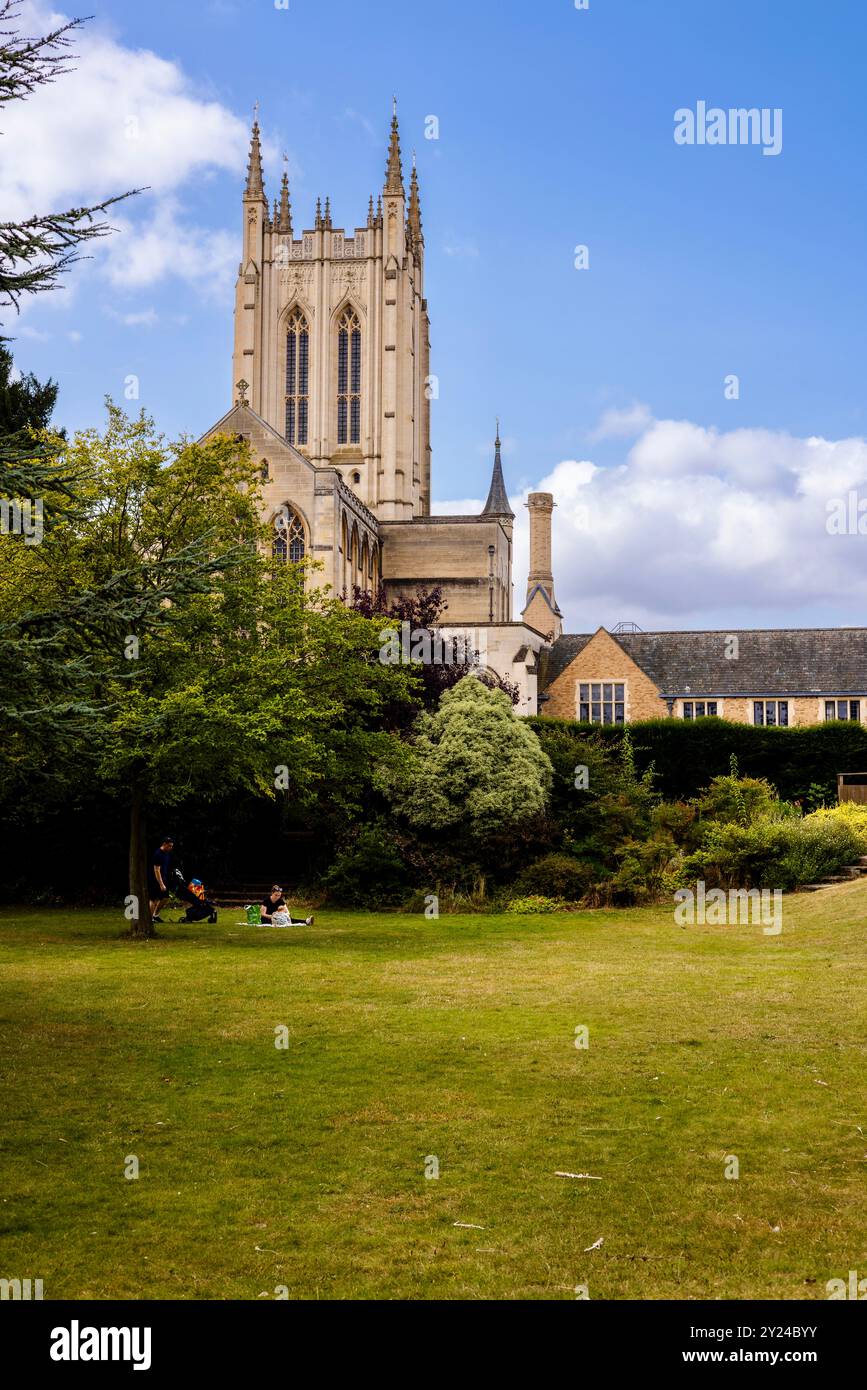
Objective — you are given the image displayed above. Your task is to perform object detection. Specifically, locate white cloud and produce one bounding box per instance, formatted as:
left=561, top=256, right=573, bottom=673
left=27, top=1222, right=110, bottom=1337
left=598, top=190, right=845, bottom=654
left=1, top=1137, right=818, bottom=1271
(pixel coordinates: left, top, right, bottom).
left=540, top=417, right=867, bottom=628
left=590, top=402, right=653, bottom=440
left=105, top=306, right=159, bottom=327
left=102, top=200, right=237, bottom=295
left=1, top=2, right=253, bottom=297
left=440, top=411, right=867, bottom=630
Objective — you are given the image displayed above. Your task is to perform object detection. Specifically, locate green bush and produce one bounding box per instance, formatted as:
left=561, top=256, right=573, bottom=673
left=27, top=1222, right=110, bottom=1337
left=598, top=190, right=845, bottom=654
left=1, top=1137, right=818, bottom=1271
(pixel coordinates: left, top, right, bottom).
left=680, top=821, right=793, bottom=891
left=679, top=808, right=866, bottom=892
left=780, top=818, right=863, bottom=888
left=505, top=894, right=569, bottom=914
left=391, top=677, right=553, bottom=838
left=605, top=835, right=683, bottom=905
left=321, top=823, right=410, bottom=907
left=513, top=852, right=593, bottom=902
left=691, top=770, right=788, bottom=829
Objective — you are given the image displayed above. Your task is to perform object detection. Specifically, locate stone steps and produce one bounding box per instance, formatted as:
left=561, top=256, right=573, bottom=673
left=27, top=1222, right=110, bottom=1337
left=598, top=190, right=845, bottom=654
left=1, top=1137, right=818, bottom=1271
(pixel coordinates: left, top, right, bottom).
left=801, top=863, right=867, bottom=892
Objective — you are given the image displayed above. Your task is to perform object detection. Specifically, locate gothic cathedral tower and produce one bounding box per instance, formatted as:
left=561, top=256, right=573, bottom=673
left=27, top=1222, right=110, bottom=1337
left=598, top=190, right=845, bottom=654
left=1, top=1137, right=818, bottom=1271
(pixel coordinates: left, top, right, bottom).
left=232, top=104, right=431, bottom=522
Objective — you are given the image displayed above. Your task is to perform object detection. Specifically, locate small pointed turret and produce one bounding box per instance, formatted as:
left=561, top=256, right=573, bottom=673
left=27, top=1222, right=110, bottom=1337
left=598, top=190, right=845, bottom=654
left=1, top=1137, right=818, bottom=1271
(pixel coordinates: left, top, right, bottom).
left=315, top=196, right=323, bottom=230
left=245, top=116, right=266, bottom=199
left=367, top=194, right=375, bottom=227
left=408, top=152, right=423, bottom=248
left=481, top=422, right=514, bottom=517
left=384, top=97, right=404, bottom=196
left=324, top=195, right=332, bottom=230
left=376, top=194, right=382, bottom=226
left=278, top=166, right=292, bottom=234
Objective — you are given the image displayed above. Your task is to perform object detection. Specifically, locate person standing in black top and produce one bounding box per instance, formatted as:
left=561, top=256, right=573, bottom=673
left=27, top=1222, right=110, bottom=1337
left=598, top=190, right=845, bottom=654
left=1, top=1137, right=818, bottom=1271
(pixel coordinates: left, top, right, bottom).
left=148, top=836, right=174, bottom=923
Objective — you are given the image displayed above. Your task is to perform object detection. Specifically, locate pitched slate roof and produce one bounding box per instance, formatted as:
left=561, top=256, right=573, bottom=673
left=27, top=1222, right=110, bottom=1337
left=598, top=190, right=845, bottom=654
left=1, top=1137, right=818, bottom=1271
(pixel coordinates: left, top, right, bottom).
left=543, top=628, right=867, bottom=696
left=541, top=633, right=593, bottom=685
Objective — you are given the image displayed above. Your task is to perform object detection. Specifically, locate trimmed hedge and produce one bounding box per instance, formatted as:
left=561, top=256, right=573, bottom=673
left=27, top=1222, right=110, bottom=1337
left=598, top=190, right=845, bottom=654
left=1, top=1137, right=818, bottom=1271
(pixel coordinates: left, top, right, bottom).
left=528, top=716, right=867, bottom=803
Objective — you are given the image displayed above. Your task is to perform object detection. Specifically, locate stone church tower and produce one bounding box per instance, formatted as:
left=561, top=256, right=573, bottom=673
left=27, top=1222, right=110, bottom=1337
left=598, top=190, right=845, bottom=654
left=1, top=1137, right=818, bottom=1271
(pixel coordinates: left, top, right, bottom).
left=232, top=104, right=430, bottom=521
left=201, top=104, right=559, bottom=712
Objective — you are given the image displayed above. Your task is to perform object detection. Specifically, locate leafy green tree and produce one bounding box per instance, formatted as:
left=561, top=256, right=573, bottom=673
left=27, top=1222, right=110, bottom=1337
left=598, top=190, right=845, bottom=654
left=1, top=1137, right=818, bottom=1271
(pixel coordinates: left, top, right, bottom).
left=391, top=675, right=552, bottom=838
left=0, top=407, right=262, bottom=928
left=12, top=406, right=419, bottom=933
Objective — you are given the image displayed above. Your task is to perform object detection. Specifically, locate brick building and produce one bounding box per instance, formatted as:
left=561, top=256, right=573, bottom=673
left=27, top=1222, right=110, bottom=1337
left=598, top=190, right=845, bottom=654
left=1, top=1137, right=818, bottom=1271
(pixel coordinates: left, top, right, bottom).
left=539, top=626, right=867, bottom=727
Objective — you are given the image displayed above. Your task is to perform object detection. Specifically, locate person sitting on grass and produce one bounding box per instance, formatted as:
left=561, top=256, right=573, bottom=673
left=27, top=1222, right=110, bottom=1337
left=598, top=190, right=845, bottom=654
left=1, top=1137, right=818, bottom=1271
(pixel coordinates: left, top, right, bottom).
left=261, top=885, right=313, bottom=927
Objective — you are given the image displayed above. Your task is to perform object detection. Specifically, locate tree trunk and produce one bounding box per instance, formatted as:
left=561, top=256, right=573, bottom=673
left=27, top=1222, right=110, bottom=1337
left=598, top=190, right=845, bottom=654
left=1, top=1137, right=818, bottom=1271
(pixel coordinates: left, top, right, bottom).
left=128, top=785, right=154, bottom=939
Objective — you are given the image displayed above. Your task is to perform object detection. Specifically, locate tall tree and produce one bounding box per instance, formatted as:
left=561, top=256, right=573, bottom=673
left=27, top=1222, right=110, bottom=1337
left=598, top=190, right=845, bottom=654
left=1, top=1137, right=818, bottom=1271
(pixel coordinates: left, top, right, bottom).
left=5, top=406, right=419, bottom=936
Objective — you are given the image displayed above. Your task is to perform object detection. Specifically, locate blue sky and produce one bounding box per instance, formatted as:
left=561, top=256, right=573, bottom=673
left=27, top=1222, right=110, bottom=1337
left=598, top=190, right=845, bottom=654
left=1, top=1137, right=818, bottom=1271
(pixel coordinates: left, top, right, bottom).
left=6, top=0, right=867, bottom=629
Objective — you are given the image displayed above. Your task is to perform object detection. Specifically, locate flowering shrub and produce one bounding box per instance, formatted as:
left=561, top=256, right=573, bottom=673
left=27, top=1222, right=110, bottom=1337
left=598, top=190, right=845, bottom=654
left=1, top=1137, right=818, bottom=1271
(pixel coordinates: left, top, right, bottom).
left=679, top=809, right=867, bottom=892
left=505, top=894, right=569, bottom=914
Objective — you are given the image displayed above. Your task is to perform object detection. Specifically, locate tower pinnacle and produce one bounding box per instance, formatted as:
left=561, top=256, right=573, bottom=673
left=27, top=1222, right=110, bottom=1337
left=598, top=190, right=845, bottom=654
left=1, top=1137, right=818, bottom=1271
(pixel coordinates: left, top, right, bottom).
left=245, top=116, right=265, bottom=199
left=384, top=100, right=404, bottom=196
left=278, top=156, right=292, bottom=234
left=408, top=153, right=423, bottom=247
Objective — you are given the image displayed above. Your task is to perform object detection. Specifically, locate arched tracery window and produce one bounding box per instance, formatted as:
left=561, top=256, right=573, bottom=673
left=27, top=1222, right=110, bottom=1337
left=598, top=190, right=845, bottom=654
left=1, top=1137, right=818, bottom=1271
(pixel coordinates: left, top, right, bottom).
left=285, top=308, right=309, bottom=446
left=337, top=306, right=361, bottom=445
left=272, top=506, right=306, bottom=564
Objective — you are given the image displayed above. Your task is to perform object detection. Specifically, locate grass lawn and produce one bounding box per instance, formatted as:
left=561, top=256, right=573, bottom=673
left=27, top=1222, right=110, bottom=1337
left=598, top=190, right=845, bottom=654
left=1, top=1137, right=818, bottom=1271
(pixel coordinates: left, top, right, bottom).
left=1, top=883, right=865, bottom=1301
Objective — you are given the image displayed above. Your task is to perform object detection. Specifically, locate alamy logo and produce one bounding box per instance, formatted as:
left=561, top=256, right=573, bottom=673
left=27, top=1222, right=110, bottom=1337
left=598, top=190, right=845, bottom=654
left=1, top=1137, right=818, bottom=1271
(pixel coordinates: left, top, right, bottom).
left=826, top=1270, right=867, bottom=1299
left=674, top=102, right=783, bottom=157
left=50, top=1320, right=152, bottom=1371
left=379, top=621, right=486, bottom=667
left=0, top=1277, right=43, bottom=1299
left=674, top=880, right=782, bottom=935
left=0, top=496, right=43, bottom=544
left=826, top=491, right=867, bottom=535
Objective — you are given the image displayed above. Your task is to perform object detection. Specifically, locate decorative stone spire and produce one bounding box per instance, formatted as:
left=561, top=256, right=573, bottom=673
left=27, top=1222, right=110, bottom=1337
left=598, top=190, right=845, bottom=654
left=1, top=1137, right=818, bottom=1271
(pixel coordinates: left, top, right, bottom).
left=278, top=162, right=292, bottom=234
left=245, top=115, right=266, bottom=199
left=384, top=96, right=404, bottom=195
left=407, top=151, right=423, bottom=248
left=376, top=194, right=382, bottom=226
left=324, top=195, right=332, bottom=230
left=315, top=196, right=323, bottom=230
left=481, top=422, right=514, bottom=517
left=367, top=194, right=375, bottom=227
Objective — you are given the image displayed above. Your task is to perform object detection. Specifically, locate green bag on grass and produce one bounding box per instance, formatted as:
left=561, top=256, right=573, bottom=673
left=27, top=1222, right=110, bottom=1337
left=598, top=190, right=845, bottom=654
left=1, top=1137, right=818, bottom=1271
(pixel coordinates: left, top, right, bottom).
left=245, top=903, right=261, bottom=926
